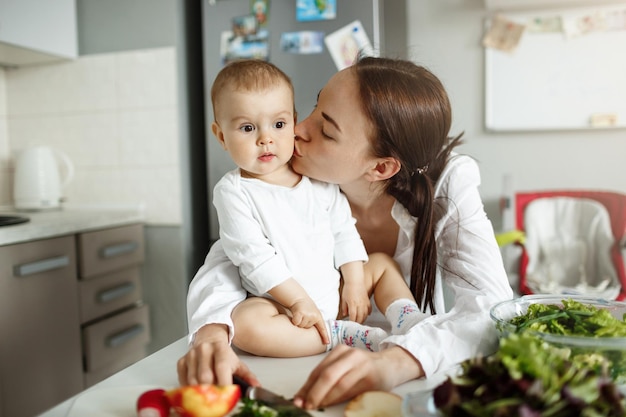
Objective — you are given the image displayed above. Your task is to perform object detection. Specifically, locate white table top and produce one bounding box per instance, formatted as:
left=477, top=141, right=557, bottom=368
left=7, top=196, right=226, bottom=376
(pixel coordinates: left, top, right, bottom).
left=39, top=337, right=447, bottom=417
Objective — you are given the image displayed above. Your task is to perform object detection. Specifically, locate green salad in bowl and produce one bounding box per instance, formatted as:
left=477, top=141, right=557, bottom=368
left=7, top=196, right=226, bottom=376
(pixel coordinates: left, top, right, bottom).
left=490, top=295, right=626, bottom=383
left=431, top=333, right=625, bottom=416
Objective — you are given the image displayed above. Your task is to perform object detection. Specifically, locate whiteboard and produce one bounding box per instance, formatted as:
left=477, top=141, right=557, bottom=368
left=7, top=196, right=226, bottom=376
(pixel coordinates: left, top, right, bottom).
left=485, top=5, right=626, bottom=131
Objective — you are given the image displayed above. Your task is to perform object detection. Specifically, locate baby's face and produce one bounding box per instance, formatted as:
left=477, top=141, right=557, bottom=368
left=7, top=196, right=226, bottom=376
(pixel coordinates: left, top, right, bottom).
left=212, top=82, right=295, bottom=181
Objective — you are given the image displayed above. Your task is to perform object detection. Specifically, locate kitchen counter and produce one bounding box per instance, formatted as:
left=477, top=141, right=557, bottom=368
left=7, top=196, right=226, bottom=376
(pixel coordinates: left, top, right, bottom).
left=38, top=337, right=448, bottom=417
left=0, top=205, right=145, bottom=246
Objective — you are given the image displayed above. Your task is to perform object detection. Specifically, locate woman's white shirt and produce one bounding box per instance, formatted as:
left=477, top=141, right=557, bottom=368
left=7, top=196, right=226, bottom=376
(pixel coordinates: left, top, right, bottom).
left=380, top=154, right=513, bottom=376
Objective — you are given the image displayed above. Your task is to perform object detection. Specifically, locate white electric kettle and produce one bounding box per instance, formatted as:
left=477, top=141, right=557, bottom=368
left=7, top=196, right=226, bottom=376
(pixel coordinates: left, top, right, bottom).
left=13, top=146, right=74, bottom=210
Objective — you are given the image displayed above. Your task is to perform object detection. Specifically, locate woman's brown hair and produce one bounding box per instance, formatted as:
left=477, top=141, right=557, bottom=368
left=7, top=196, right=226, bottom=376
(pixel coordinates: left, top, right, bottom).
left=354, top=56, right=462, bottom=314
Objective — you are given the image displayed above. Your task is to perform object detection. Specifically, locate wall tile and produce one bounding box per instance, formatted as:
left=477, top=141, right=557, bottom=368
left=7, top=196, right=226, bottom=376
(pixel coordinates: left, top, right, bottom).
left=0, top=115, right=8, bottom=170
left=7, top=112, right=120, bottom=168
left=118, top=108, right=179, bottom=166
left=0, top=68, right=10, bottom=206
left=66, top=165, right=181, bottom=224
left=116, top=48, right=177, bottom=109
left=6, top=55, right=117, bottom=115
left=122, top=166, right=182, bottom=224
left=0, top=68, right=6, bottom=116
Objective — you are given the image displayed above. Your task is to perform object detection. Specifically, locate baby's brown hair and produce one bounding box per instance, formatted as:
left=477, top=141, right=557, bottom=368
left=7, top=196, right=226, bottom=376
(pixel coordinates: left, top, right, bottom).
left=211, top=59, right=295, bottom=120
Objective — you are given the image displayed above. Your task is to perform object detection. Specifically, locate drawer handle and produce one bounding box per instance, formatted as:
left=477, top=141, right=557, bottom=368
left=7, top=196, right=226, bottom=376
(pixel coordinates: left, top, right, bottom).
left=97, top=282, right=136, bottom=303
left=14, top=255, right=70, bottom=277
left=100, top=241, right=139, bottom=258
left=106, top=324, right=145, bottom=348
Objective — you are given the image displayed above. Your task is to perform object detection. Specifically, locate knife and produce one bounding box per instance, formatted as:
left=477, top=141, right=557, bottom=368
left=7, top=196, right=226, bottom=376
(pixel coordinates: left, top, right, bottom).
left=233, top=375, right=314, bottom=417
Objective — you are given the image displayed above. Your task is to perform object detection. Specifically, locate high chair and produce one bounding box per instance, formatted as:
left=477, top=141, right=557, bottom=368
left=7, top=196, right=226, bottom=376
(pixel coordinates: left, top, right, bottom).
left=511, top=190, right=626, bottom=300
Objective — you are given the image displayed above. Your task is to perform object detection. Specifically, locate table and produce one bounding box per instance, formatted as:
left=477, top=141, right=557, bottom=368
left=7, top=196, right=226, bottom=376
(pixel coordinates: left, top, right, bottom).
left=39, top=337, right=447, bottom=417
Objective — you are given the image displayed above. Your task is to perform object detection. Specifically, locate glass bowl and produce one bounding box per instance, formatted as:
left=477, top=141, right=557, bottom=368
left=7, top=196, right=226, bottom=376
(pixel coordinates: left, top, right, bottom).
left=490, top=294, right=626, bottom=382
left=402, top=390, right=439, bottom=417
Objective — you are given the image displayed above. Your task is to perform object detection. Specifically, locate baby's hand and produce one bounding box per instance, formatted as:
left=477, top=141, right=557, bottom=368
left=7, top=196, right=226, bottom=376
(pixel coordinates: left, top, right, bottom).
left=290, top=298, right=323, bottom=328
left=341, top=284, right=371, bottom=323
left=290, top=298, right=328, bottom=344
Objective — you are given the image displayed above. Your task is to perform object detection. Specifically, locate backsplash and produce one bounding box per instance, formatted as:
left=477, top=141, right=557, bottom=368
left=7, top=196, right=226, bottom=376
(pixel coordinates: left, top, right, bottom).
left=0, top=47, right=181, bottom=225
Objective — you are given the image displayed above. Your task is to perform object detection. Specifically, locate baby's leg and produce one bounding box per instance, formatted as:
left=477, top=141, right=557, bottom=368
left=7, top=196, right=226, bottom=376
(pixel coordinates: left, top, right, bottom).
left=365, top=253, right=415, bottom=311
left=365, top=253, right=426, bottom=335
left=231, top=296, right=327, bottom=357
left=325, top=254, right=412, bottom=352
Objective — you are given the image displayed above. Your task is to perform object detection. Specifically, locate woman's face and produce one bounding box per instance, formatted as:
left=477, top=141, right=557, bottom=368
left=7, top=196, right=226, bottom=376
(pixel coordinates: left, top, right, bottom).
left=292, top=68, right=375, bottom=185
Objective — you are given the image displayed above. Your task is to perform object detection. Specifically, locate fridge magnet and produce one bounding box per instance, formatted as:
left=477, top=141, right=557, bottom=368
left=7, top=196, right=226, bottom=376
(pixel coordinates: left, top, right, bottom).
left=251, top=0, right=269, bottom=26
left=482, top=14, right=526, bottom=53
left=220, top=29, right=270, bottom=65
left=280, top=31, right=324, bottom=54
left=324, top=20, right=374, bottom=71
left=296, top=0, right=336, bottom=22
left=232, top=14, right=258, bottom=38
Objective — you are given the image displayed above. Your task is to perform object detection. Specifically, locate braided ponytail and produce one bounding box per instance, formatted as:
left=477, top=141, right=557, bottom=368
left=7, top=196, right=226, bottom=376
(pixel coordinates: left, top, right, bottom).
left=354, top=57, right=462, bottom=313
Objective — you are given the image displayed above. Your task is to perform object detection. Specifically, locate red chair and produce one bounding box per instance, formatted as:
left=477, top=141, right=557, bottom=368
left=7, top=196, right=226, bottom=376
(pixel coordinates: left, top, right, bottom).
left=515, top=190, right=626, bottom=301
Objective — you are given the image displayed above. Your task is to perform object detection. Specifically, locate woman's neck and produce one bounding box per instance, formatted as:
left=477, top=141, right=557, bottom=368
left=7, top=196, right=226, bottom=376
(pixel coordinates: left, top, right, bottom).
left=340, top=181, right=399, bottom=256
left=339, top=181, right=386, bottom=213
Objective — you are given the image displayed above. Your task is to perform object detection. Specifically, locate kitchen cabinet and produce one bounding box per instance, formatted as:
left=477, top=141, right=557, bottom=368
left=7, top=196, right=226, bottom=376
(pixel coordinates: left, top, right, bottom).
left=0, top=0, right=77, bottom=67
left=0, top=222, right=149, bottom=417
left=0, top=235, right=83, bottom=417
left=77, top=224, right=150, bottom=388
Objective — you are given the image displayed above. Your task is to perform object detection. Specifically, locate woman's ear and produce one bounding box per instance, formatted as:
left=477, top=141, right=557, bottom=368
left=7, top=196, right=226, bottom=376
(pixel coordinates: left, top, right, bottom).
left=366, top=157, right=401, bottom=181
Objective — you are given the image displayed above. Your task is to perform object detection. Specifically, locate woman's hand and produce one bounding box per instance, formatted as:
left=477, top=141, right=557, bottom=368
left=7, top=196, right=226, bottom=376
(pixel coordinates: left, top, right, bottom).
left=177, top=323, right=259, bottom=387
left=293, top=345, right=424, bottom=409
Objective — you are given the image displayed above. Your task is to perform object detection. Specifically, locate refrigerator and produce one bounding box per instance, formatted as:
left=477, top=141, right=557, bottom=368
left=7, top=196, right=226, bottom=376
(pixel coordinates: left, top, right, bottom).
left=202, top=0, right=407, bottom=241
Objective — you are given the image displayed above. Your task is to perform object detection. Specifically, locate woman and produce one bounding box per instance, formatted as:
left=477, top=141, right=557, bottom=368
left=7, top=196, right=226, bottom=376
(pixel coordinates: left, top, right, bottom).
left=178, top=57, right=513, bottom=409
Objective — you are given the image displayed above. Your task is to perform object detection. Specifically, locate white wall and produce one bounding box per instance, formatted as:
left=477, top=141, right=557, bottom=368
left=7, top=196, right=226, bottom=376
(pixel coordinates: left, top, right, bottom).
left=406, top=0, right=626, bottom=229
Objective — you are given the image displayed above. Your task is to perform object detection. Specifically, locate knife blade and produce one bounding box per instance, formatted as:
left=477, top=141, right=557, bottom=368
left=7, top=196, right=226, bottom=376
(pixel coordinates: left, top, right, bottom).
left=233, top=375, right=314, bottom=417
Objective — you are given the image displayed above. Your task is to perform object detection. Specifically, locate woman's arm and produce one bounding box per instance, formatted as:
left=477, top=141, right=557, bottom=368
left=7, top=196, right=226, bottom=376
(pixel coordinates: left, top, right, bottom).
left=182, top=241, right=253, bottom=385
left=186, top=240, right=247, bottom=343
left=293, top=345, right=424, bottom=409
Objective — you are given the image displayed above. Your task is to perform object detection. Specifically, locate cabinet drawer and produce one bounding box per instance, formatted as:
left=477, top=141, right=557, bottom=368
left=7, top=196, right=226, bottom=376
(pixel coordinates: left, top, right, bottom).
left=82, top=304, right=150, bottom=372
left=79, top=267, right=142, bottom=324
left=78, top=224, right=144, bottom=279
left=0, top=235, right=76, bottom=280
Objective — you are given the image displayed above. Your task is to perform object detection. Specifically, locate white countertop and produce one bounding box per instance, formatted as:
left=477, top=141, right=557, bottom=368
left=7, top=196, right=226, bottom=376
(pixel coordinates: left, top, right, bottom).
left=0, top=205, right=145, bottom=246
left=38, top=337, right=447, bottom=417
